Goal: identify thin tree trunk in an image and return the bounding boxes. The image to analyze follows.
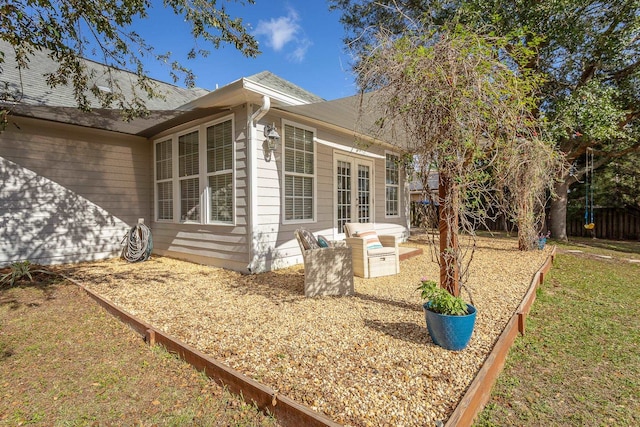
[438,174,460,296]
[550,179,569,241]
[517,198,531,250]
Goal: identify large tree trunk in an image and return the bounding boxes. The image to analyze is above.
[550,178,569,241]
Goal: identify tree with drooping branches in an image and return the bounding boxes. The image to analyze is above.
[355,23,559,295]
[331,0,640,241]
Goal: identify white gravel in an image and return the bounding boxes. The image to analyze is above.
[61,234,550,426]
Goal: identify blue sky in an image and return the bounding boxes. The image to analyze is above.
[133,1,357,101]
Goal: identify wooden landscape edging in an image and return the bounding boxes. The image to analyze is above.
[445,245,557,427]
[61,245,557,427]
[61,274,340,427]
[149,328,341,427]
[68,276,152,337]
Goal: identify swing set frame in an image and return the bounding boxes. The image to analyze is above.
[584,147,595,230]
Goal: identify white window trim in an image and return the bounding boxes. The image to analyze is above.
[152,114,236,226]
[333,150,375,237]
[176,126,201,224]
[385,150,401,218]
[204,115,236,226]
[154,137,174,223]
[281,119,317,225]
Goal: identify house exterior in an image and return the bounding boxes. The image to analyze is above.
[0,43,410,272]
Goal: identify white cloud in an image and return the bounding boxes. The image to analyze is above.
[288,39,312,63]
[254,8,311,61]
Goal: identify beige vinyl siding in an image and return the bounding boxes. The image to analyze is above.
[0,116,150,266]
[150,107,251,272]
[253,116,409,272]
[375,150,409,238]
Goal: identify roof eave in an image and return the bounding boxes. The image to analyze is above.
[177,76,315,112]
[273,106,398,151]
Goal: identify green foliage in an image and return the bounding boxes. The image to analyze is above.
[594,153,640,209]
[417,279,469,316]
[0,0,260,123]
[569,151,640,211]
[546,79,630,144]
[0,261,34,286]
[0,261,55,287]
[331,0,640,237]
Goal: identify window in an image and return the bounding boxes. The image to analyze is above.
[207,120,233,223]
[155,139,173,220]
[153,116,235,225]
[284,123,315,221]
[179,131,200,222]
[385,153,400,217]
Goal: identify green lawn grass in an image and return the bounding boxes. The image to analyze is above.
[475,243,640,426]
[0,278,278,426]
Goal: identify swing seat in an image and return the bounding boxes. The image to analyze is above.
[584,223,595,230]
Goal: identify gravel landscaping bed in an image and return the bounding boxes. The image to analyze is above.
[60,234,550,427]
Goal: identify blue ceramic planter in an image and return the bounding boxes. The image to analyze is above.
[538,237,547,250]
[423,302,477,351]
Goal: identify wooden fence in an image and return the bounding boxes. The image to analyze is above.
[567,207,640,240]
[410,202,640,241]
[409,201,441,229]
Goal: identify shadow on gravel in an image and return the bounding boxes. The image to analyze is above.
[363,319,431,345]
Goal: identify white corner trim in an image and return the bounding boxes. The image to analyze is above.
[247,102,261,272]
[314,137,385,159]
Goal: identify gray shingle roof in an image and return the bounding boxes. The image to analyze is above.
[0,40,209,110]
[0,42,336,136]
[276,91,416,149]
[245,71,325,104]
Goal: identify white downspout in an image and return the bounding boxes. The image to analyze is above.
[250,95,271,124]
[247,95,270,273]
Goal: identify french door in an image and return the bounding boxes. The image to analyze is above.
[335,154,373,235]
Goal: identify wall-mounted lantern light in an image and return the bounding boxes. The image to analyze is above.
[264,123,280,161]
[264,123,280,153]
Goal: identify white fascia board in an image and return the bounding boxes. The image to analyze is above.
[175,77,311,111]
[176,78,248,110]
[315,137,385,159]
[242,79,313,106]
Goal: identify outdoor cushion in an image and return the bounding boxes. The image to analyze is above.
[367,247,397,257]
[354,229,383,250]
[344,222,373,237]
[317,235,333,248]
[298,228,320,250]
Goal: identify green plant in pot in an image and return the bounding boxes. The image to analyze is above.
[418,278,476,351]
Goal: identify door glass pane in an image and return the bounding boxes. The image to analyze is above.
[358,164,370,223]
[337,160,351,232]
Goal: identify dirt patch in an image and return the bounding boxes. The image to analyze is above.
[0,277,278,426]
[57,235,550,426]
